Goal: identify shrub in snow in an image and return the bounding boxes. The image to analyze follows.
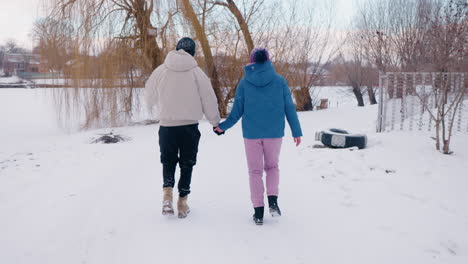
[91,132,129,144]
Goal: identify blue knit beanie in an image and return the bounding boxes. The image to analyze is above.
[176,37,196,56]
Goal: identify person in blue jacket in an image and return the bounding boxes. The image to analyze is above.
[214,48,303,225]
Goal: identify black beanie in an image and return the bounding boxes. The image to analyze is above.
[176,37,196,56]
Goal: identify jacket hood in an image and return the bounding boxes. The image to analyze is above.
[244,61,276,87]
[164,50,198,72]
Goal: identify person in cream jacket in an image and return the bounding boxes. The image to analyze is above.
[145,37,220,218]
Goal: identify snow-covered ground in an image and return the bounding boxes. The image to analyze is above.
[1,89,467,264]
[0,76,23,84]
[0,76,34,88]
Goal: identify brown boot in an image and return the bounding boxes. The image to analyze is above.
[162,187,174,216]
[177,196,190,219]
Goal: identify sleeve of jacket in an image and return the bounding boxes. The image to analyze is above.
[218,81,244,131]
[194,68,221,126]
[144,68,159,111]
[282,79,303,137]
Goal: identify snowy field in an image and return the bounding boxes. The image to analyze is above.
[1,88,468,264]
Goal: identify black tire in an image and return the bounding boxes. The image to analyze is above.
[317,128,367,149]
[328,128,349,134]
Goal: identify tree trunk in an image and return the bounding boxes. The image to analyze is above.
[443,83,467,154]
[301,90,313,111]
[443,139,450,154]
[225,0,254,52]
[367,85,377,104]
[133,0,162,71]
[293,87,313,111]
[441,87,450,154]
[435,120,440,151]
[351,81,365,107]
[180,0,226,117]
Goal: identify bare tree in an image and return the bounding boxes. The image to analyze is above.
[207,1,277,116]
[212,0,257,52]
[414,73,467,154]
[331,52,367,107]
[3,40,29,54]
[179,0,227,117]
[356,0,401,76]
[414,0,467,154]
[386,0,431,71]
[335,23,370,106]
[0,40,29,69]
[423,0,467,72]
[263,0,341,111]
[356,0,466,76]
[32,18,74,73]
[356,0,426,102]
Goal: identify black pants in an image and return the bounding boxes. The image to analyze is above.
[159,124,201,197]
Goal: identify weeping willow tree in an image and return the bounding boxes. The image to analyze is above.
[38,0,178,128]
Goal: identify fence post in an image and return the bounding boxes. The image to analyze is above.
[377,73,385,132]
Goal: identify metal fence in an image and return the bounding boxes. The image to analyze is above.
[376,72,467,133]
[16,72,63,80]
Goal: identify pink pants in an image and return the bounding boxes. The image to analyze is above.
[244,138,283,208]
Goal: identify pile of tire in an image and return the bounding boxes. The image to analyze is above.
[315,128,367,149]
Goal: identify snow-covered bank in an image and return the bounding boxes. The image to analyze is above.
[0,76,24,84]
[0,76,34,88]
[0,89,467,264]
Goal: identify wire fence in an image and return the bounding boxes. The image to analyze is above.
[376,72,467,133]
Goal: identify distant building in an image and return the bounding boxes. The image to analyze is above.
[2,53,45,77]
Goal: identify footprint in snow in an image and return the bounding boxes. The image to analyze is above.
[440,240,458,255]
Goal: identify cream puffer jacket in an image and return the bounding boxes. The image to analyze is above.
[145,50,220,127]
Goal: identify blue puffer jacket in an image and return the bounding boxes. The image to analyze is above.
[218,61,303,139]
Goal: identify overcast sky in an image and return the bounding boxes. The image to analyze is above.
[0,0,43,48]
[0,0,356,49]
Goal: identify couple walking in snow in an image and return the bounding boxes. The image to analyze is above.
[145,37,302,225]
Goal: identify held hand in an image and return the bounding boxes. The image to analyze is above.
[213,126,225,136]
[294,137,302,147]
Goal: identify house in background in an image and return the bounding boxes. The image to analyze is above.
[2,53,45,78]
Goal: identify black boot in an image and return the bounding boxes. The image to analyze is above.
[268,196,282,217]
[253,207,264,225]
